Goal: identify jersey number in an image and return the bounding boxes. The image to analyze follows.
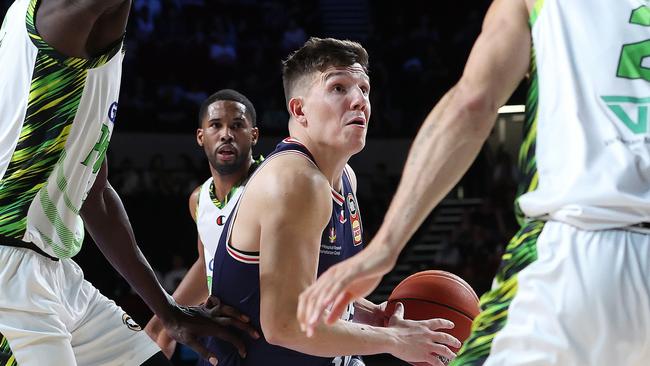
[617,6,650,81]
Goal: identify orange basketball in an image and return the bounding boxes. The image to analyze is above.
[385,270,480,364]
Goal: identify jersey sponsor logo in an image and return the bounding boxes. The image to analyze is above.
[351,220,362,246]
[108,102,118,123]
[328,226,336,243]
[122,313,142,331]
[602,96,650,134]
[346,193,362,245]
[216,215,226,226]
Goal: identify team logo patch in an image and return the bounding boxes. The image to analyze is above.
[108,102,118,123]
[216,215,226,226]
[122,313,142,331]
[338,210,347,224]
[351,219,362,246]
[346,193,358,219]
[328,227,336,243]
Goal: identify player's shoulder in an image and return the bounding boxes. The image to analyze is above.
[249,154,330,202]
[188,183,203,221]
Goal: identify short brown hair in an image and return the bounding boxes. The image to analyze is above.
[281,37,369,105]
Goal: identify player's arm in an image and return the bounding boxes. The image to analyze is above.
[256,157,459,364]
[299,0,532,329]
[81,161,256,364]
[36,0,131,58]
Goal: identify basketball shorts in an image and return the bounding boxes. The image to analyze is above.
[451,220,650,366]
[0,245,160,366]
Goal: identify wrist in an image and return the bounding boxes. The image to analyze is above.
[155,294,178,323]
[383,326,401,356]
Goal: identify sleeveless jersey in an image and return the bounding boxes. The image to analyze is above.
[202,138,364,366]
[0,0,124,258]
[196,177,244,292]
[516,0,650,230]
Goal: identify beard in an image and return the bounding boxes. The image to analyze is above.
[210,151,248,176]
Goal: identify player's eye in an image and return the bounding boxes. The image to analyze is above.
[333,84,345,93]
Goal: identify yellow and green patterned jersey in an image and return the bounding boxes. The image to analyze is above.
[0,0,124,259]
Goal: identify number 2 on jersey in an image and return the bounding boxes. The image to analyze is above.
[617,6,650,81]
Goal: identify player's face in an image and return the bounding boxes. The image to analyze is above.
[197,100,258,175]
[303,63,371,154]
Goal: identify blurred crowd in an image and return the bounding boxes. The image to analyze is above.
[1,0,503,137]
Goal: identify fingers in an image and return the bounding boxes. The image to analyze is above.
[430,343,457,363]
[211,317,260,339]
[392,302,405,319]
[184,338,219,366]
[205,296,250,323]
[426,318,455,331]
[325,291,354,326]
[306,276,344,330]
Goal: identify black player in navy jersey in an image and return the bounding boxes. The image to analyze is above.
[201,37,460,366]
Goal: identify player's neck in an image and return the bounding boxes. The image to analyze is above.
[296,137,349,190]
[209,160,252,201]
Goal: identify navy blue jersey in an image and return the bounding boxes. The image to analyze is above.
[200,138,365,366]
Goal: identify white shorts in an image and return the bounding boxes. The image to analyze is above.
[0,246,160,366]
[485,221,650,366]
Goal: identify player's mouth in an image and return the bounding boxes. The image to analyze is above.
[345,116,367,128]
[217,144,238,161]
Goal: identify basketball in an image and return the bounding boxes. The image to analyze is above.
[385,270,480,363]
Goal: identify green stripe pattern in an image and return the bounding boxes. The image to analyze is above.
[450,221,543,365]
[514,44,540,226]
[0,334,17,366]
[451,14,544,364]
[0,0,120,244]
[529,0,545,26]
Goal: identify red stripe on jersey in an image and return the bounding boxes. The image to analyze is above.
[226,245,260,264]
[331,188,344,206]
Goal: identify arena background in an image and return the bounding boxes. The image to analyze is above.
[1,1,528,364]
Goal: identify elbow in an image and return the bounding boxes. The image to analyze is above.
[261,313,303,348]
[448,81,500,140]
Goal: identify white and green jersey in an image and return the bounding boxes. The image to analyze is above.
[516,0,650,230]
[0,0,124,258]
[196,178,244,292]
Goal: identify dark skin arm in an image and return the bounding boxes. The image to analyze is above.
[41,2,259,363]
[36,0,131,58]
[81,161,258,364]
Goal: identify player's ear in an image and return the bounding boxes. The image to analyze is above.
[289,97,307,127]
[251,127,259,146]
[196,128,204,146]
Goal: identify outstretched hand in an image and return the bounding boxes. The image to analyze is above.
[297,244,394,336]
[161,296,260,365]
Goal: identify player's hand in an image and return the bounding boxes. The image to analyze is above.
[160,295,260,365]
[297,244,394,336]
[386,303,460,366]
[145,315,176,359]
[351,299,387,327]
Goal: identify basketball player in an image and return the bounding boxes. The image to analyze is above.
[0,1,255,365]
[202,37,461,366]
[145,89,263,358]
[299,0,650,365]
